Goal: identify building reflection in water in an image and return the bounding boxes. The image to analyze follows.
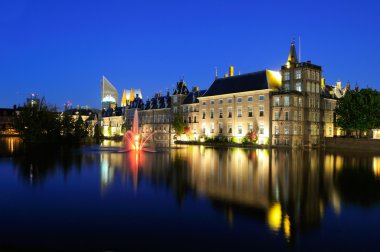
[97,144,380,243]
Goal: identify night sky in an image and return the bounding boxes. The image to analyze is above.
[1,0,379,109]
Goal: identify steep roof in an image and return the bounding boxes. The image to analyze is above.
[173,80,189,95]
[202,70,281,97]
[183,90,207,104]
[287,41,298,64]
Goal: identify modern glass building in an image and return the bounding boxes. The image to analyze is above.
[101,76,119,110]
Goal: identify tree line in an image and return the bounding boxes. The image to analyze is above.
[14,98,96,143]
[335,88,380,136]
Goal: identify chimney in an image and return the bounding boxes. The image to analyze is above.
[229,66,234,77]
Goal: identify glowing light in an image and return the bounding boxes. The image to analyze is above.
[283,214,291,241]
[373,157,380,177]
[267,202,282,232]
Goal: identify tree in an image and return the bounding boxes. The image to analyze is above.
[74,116,88,139]
[335,88,380,136]
[172,113,185,135]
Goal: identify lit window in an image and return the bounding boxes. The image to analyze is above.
[274,97,280,106]
[285,111,289,121]
[284,126,289,135]
[296,82,302,92]
[248,106,253,117]
[228,123,232,134]
[284,72,290,81]
[274,111,279,120]
[259,123,264,134]
[237,107,242,117]
[259,105,264,117]
[237,123,243,135]
[274,125,279,135]
[248,122,253,132]
[284,84,290,91]
[295,70,301,79]
[284,96,289,107]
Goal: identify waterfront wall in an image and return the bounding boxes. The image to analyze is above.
[324,138,380,152]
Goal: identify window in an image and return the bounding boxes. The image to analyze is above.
[295,69,301,79]
[194,116,197,123]
[316,72,320,81]
[210,109,214,119]
[274,125,279,135]
[284,96,289,107]
[202,110,206,119]
[228,107,232,118]
[284,126,289,135]
[219,108,223,118]
[228,123,232,134]
[259,123,264,134]
[307,82,311,92]
[259,105,264,117]
[285,111,289,121]
[210,123,214,133]
[248,106,253,117]
[188,116,191,123]
[195,106,199,112]
[202,124,206,133]
[284,84,290,91]
[210,100,215,105]
[202,101,206,106]
[296,82,302,92]
[274,97,280,106]
[237,107,242,117]
[259,95,264,101]
[218,99,223,104]
[173,107,178,113]
[237,123,243,135]
[227,98,232,103]
[219,123,223,134]
[293,127,297,135]
[294,111,298,121]
[248,122,253,132]
[284,72,290,81]
[299,98,302,107]
[237,97,243,103]
[183,106,187,113]
[248,96,253,102]
[311,71,315,80]
[173,96,178,103]
[274,111,279,120]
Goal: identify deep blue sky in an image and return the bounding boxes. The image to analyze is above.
[1,0,379,109]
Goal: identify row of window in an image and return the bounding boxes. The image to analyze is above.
[273,96,303,107]
[202,106,264,119]
[273,110,302,121]
[274,125,302,135]
[283,69,320,81]
[202,122,265,135]
[201,95,264,106]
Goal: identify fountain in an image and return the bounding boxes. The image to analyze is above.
[124,109,155,152]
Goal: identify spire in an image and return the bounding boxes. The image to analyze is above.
[287,40,298,65]
[121,89,127,107]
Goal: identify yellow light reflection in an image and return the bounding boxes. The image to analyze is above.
[267,202,282,232]
[283,214,291,241]
[373,157,380,177]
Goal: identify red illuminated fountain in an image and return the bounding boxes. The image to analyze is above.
[124,109,155,152]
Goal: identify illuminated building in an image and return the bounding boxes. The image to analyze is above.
[197,69,281,144]
[101,76,119,110]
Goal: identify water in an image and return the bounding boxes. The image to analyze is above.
[0,137,380,251]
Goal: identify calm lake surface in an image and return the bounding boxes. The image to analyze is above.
[1,137,380,251]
